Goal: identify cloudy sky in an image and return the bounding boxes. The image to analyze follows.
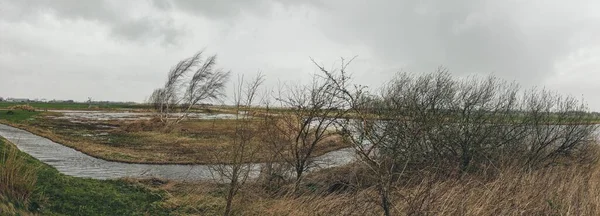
[1,0,599,110]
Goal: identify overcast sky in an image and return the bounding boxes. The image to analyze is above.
[1,0,599,110]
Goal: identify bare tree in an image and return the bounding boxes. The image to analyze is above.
[87,97,93,109]
[257,100,294,193]
[314,59,403,216]
[266,68,349,193]
[149,51,231,127]
[211,73,265,216]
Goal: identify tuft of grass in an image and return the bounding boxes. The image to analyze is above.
[0,138,38,211]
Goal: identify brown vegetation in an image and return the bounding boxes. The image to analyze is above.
[8,105,35,112]
[1,115,349,164]
[126,144,600,215]
[256,162,600,215]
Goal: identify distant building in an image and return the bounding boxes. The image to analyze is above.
[6,98,29,103]
[49,99,74,103]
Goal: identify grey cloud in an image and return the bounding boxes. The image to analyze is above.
[160,0,321,20]
[311,0,600,86]
[1,0,183,45]
[149,0,173,11]
[0,0,112,22]
[167,0,268,19]
[110,17,181,45]
[142,0,599,87]
[1,0,599,109]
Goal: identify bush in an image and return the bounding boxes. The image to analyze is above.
[121,117,167,132]
[341,71,598,174]
[320,66,599,215]
[8,105,35,112]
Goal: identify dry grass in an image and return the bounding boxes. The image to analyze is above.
[7,105,36,112]
[2,115,349,164]
[228,161,600,216]
[415,164,600,215]
[121,147,600,216]
[0,139,38,212]
[122,178,227,215]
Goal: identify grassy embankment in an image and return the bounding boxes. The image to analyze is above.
[0,109,348,164]
[0,138,169,215]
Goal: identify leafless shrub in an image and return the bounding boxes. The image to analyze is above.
[257,110,294,194]
[264,70,349,193]
[521,89,598,168]
[120,117,166,132]
[210,73,265,216]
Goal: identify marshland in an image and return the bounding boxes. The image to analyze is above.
[3,1,600,215]
[2,58,600,215]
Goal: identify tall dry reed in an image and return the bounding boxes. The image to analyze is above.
[0,142,38,207]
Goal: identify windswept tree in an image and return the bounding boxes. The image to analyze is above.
[149,51,231,126]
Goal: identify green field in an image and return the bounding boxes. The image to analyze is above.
[0,102,150,110]
[0,110,40,123]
